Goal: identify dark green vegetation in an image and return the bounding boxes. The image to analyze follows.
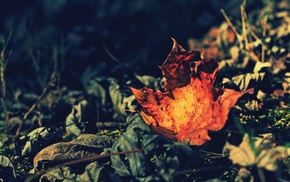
[0,0,290,181]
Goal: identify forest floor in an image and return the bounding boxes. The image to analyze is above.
[0,0,290,181]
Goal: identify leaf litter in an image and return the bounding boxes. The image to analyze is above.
[1,1,290,182]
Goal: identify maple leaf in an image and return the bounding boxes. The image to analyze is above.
[130,38,246,146]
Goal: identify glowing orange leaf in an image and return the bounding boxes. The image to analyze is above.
[130,38,246,146]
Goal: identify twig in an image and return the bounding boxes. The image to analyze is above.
[241,5,248,49]
[27,48,45,89]
[199,150,223,158]
[241,3,261,62]
[99,37,132,70]
[0,49,8,124]
[221,8,260,62]
[261,13,269,63]
[23,72,59,120]
[220,9,242,43]
[96,121,127,129]
[0,30,13,125]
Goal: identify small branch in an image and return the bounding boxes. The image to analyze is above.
[96,121,128,129]
[221,8,260,62]
[23,72,59,120]
[199,150,223,158]
[261,13,269,63]
[0,50,8,124]
[0,30,13,125]
[99,37,132,70]
[241,4,261,62]
[241,5,248,49]
[2,29,13,53]
[220,9,242,43]
[27,49,45,89]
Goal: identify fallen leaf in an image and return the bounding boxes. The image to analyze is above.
[33,134,112,171]
[16,127,61,158]
[110,113,157,177]
[65,100,89,136]
[223,73,266,92]
[65,100,98,137]
[110,113,194,181]
[39,161,108,182]
[130,38,246,145]
[134,74,164,90]
[223,133,290,172]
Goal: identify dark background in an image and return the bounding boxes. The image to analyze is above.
[0,0,264,94]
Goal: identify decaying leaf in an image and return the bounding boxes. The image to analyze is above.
[234,167,254,182]
[15,127,60,158]
[65,100,98,136]
[65,100,88,136]
[39,161,107,182]
[222,73,266,92]
[223,133,290,172]
[108,78,137,120]
[33,134,112,171]
[110,113,157,177]
[84,76,137,121]
[110,113,195,181]
[134,74,164,91]
[130,38,247,145]
[154,142,194,181]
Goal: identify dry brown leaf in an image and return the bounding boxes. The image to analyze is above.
[33,134,111,171]
[223,133,290,172]
[130,38,246,145]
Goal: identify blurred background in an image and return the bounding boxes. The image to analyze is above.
[0,0,264,93]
